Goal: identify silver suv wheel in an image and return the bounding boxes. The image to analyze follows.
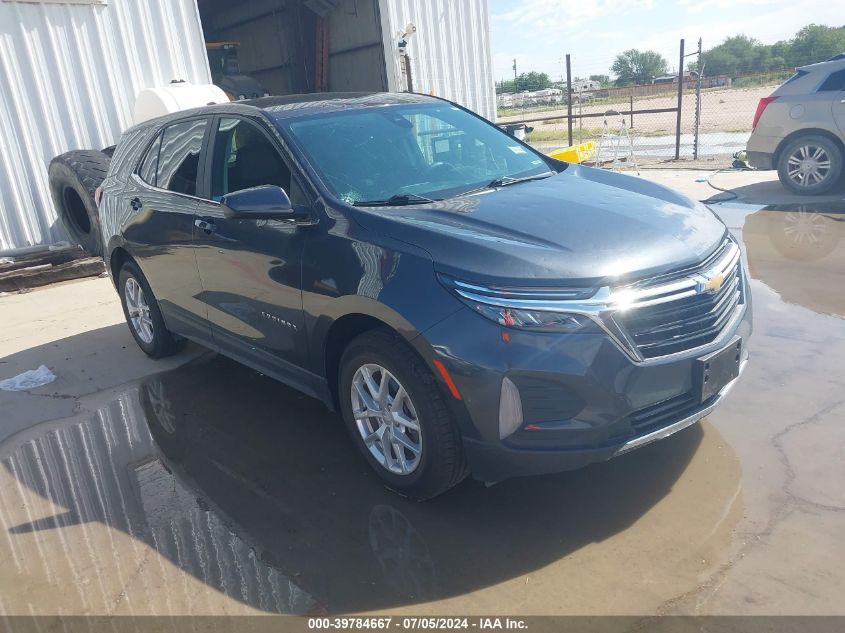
[351,363,422,475]
[124,277,154,344]
[777,135,843,196]
[785,143,831,189]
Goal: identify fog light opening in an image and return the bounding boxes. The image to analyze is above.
[499,377,523,440]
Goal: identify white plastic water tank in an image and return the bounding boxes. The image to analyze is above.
[133,81,229,125]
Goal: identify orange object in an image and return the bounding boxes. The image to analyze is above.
[432,358,462,400]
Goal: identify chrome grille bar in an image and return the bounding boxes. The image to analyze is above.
[442,237,746,362]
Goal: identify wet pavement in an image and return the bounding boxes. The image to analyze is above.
[0,203,843,615]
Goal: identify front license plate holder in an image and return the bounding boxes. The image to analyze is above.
[694,337,742,403]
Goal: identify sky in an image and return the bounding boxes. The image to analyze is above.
[489,0,845,81]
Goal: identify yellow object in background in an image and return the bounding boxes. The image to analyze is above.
[549,141,596,164]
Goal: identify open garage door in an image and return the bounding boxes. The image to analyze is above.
[197,0,390,97]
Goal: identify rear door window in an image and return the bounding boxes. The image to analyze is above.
[156,119,208,196]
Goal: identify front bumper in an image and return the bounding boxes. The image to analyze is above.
[419,299,752,483]
[460,357,747,482]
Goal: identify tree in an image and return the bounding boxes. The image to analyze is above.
[692,25,845,78]
[496,71,552,94]
[611,50,669,86]
[788,24,845,67]
[699,35,769,74]
[589,74,610,86]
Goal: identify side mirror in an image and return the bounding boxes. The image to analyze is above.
[221,185,309,221]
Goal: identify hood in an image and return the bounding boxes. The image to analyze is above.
[350,164,727,286]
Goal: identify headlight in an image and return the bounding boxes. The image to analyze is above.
[438,274,596,333]
[466,300,593,332]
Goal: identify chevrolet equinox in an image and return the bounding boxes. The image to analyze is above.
[99,92,751,499]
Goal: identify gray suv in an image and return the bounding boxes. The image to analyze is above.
[747,55,845,195]
[98,93,752,499]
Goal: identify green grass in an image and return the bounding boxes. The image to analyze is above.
[732,71,792,88]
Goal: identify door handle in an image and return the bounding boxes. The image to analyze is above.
[194,218,217,234]
[130,197,142,211]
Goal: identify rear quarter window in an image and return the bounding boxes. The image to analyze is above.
[156,119,207,196]
[137,132,162,186]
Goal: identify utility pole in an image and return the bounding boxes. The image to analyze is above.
[512,58,517,86]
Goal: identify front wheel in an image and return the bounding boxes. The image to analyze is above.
[776,135,843,195]
[338,329,467,499]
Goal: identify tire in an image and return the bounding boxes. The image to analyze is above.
[338,328,468,500]
[48,150,111,256]
[776,135,843,196]
[117,260,183,359]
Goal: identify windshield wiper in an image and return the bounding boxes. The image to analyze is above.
[456,172,554,197]
[353,193,440,207]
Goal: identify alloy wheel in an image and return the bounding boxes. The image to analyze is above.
[351,363,422,475]
[786,144,831,188]
[124,277,154,344]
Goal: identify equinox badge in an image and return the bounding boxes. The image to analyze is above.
[261,311,298,330]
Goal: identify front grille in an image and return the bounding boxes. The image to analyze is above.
[613,241,743,359]
[628,392,707,435]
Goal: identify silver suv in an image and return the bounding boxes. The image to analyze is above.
[747,55,845,195]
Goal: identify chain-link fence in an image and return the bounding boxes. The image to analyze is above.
[496,42,792,168]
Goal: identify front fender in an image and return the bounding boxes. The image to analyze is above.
[300,221,463,378]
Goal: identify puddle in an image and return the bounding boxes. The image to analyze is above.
[741,203,845,318]
[708,201,845,318]
[0,355,743,615]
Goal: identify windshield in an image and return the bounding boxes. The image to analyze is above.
[276,103,553,204]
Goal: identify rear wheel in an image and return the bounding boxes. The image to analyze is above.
[338,328,467,499]
[776,135,842,195]
[118,261,183,359]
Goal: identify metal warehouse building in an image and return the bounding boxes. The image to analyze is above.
[0,0,494,252]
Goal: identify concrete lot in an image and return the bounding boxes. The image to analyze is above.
[0,169,843,615]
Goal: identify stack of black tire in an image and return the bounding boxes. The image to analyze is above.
[48,147,114,257]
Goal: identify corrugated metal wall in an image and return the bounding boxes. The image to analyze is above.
[379,0,495,122]
[0,0,211,251]
[326,0,389,93]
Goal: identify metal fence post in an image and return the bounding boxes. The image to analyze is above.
[630,95,634,128]
[674,38,684,160]
[566,54,573,147]
[693,38,703,160]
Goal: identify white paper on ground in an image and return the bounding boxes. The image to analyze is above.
[0,365,57,391]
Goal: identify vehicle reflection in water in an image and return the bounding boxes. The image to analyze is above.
[742,203,845,318]
[0,354,730,615]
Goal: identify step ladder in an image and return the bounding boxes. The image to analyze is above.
[594,109,639,175]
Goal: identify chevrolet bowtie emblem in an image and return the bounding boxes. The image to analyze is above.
[696,272,724,294]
